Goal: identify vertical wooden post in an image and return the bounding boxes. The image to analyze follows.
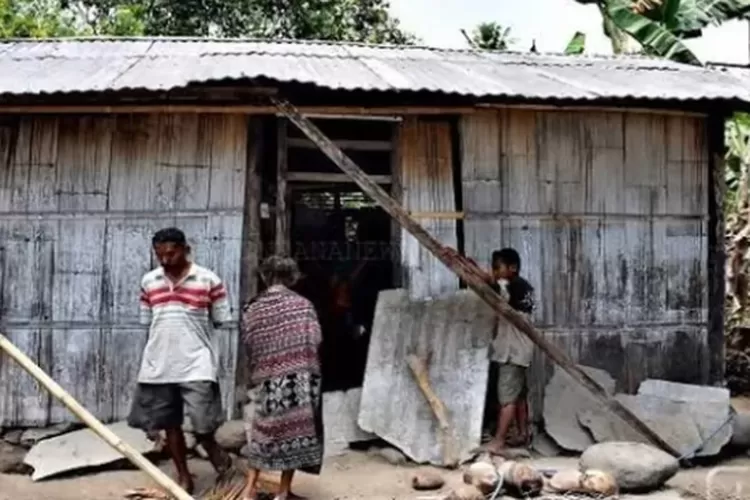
[390,122,404,288]
[707,113,727,386]
[275,119,289,256]
[272,96,680,457]
[235,118,263,412]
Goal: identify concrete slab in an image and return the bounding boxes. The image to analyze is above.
[638,380,732,457]
[24,421,156,481]
[578,394,703,457]
[542,364,616,452]
[358,289,495,466]
[323,388,375,457]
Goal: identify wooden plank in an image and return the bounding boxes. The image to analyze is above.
[235,118,263,409]
[208,115,247,210]
[48,328,106,423]
[399,117,459,300]
[287,137,392,152]
[107,115,162,212]
[287,172,392,184]
[0,328,51,426]
[0,104,707,118]
[275,119,289,255]
[55,116,114,212]
[52,219,106,323]
[391,123,404,288]
[274,97,680,457]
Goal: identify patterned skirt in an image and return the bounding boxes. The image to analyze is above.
[245,370,324,474]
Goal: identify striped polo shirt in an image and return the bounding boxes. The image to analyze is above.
[137,263,232,384]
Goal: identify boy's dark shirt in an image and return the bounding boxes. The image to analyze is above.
[490,276,535,315]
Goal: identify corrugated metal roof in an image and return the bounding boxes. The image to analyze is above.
[0,37,749,103]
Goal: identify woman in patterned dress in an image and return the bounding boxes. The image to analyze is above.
[241,256,324,500]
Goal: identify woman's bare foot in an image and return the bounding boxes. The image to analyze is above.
[242,484,258,500]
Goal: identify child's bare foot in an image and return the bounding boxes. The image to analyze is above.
[482,438,506,455]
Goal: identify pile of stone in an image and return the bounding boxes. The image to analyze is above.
[542,365,734,459]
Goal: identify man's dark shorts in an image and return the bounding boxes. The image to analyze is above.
[127,381,225,436]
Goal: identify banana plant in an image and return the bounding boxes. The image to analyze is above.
[574,0,750,64]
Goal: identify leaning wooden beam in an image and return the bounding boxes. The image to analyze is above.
[407,354,458,468]
[272,97,681,458]
[0,333,195,500]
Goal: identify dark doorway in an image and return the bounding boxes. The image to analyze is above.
[289,185,395,392]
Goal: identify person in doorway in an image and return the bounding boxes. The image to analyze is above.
[127,227,233,493]
[241,256,324,500]
[484,248,535,453]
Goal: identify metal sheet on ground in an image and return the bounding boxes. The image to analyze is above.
[357,289,494,465]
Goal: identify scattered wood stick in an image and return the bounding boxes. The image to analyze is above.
[406,354,458,468]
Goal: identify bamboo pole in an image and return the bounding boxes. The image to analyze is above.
[0,332,195,500]
[272,96,681,458]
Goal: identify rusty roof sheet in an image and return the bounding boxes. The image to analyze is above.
[0,37,749,103]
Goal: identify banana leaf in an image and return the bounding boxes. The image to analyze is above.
[564,31,587,54]
[604,0,702,64]
[672,0,750,38]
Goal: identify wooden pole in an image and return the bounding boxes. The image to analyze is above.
[272,97,681,458]
[0,333,195,500]
[407,355,458,468]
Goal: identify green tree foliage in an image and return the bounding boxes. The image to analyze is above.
[0,0,415,41]
[470,22,516,50]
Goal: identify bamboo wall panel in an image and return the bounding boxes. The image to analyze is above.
[399,118,458,299]
[460,110,709,417]
[0,114,250,426]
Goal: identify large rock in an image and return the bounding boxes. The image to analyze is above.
[579,441,679,492]
[0,441,28,473]
[543,364,616,451]
[214,420,246,451]
[638,380,732,456]
[24,421,157,481]
[731,411,750,448]
[578,394,703,457]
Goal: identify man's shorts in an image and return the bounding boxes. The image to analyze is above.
[497,363,528,406]
[127,381,224,436]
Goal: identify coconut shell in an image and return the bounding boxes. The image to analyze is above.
[444,485,485,500]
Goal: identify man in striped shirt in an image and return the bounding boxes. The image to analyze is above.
[127,227,233,493]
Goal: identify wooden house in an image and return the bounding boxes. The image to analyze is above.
[0,38,746,433]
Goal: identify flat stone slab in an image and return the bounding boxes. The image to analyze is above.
[323,388,375,457]
[578,394,703,457]
[637,380,731,457]
[543,364,616,452]
[24,421,156,481]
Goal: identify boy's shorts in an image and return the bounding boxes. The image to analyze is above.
[497,363,528,406]
[127,381,224,436]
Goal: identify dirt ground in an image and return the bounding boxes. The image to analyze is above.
[3,452,750,500]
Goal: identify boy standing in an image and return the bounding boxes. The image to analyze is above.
[484,248,535,453]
